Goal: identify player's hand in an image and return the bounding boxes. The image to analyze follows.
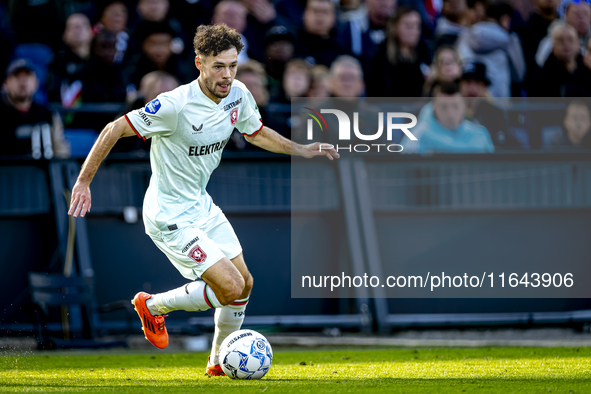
[68,181,92,218]
[301,142,340,160]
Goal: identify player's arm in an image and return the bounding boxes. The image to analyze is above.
[244,126,339,160]
[68,117,136,218]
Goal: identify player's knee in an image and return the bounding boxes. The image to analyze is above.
[243,273,253,295]
[219,276,244,305]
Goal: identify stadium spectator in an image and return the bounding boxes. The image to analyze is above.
[308,65,331,97]
[212,1,250,64]
[456,1,526,98]
[401,81,494,153]
[273,58,312,103]
[264,25,296,99]
[399,0,439,38]
[329,55,365,98]
[520,0,559,83]
[532,22,591,96]
[320,56,386,146]
[340,0,365,20]
[535,0,591,67]
[241,0,286,63]
[433,0,468,48]
[275,0,307,29]
[424,45,462,95]
[98,1,128,34]
[367,7,430,97]
[466,0,487,25]
[124,22,195,89]
[295,0,346,67]
[114,71,179,153]
[82,30,127,103]
[120,70,179,115]
[237,61,270,113]
[130,0,188,58]
[168,0,214,40]
[339,0,397,67]
[460,62,521,148]
[136,0,170,23]
[0,59,69,159]
[229,61,277,149]
[47,13,94,107]
[95,1,129,64]
[584,35,591,68]
[543,99,591,147]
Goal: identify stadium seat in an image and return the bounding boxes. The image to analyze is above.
[64,129,99,158]
[27,272,132,350]
[14,43,54,105]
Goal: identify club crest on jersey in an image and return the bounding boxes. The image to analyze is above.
[188,244,207,264]
[145,99,161,114]
[230,108,238,126]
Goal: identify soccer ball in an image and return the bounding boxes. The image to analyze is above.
[219,329,273,379]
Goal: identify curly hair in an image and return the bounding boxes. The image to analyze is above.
[193,23,244,57]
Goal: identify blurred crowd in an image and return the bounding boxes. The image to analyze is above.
[2,0,591,158]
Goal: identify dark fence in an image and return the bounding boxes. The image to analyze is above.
[1,152,591,336]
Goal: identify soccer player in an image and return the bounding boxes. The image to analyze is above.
[67,23,338,375]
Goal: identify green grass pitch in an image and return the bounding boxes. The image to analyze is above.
[1,347,590,393]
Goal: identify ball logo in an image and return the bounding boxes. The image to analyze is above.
[188,244,207,264]
[256,340,265,351]
[230,108,238,126]
[145,99,161,114]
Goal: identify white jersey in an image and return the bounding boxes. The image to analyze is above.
[124,79,263,235]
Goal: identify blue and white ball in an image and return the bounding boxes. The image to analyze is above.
[219,329,273,379]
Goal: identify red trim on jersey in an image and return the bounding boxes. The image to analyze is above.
[124,114,146,141]
[230,300,249,306]
[242,122,264,137]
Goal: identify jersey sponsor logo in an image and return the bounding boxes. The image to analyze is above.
[145,99,161,114]
[188,136,231,156]
[223,97,242,112]
[192,124,203,133]
[138,110,152,126]
[188,244,207,264]
[230,107,238,126]
[182,236,201,253]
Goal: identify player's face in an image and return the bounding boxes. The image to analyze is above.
[196,48,238,101]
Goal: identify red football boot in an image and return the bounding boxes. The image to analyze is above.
[131,292,169,349]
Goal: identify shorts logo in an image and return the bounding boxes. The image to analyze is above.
[188,244,207,264]
[230,108,238,126]
[145,99,161,114]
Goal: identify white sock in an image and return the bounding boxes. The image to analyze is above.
[148,281,222,315]
[210,297,249,364]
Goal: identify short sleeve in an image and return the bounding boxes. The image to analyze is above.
[124,95,178,140]
[235,89,263,137]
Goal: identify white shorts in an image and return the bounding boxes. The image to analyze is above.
[148,207,243,280]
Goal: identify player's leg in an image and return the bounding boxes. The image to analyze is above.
[132,225,244,349]
[209,253,253,366]
[147,257,244,315]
